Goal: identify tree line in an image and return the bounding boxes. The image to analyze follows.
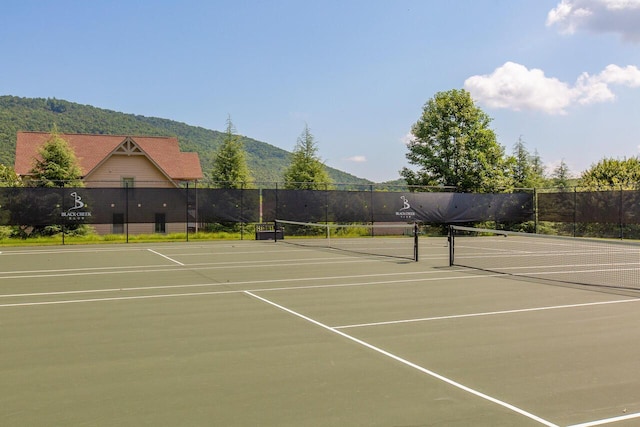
[210,88,640,192]
[403,89,640,192]
[2,89,638,193]
[0,119,333,191]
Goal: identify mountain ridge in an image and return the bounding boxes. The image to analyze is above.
[0,95,377,185]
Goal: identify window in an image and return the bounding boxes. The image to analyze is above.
[155,213,166,233]
[113,213,124,234]
[122,177,134,188]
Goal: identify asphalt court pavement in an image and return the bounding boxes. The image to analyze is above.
[2,239,640,426]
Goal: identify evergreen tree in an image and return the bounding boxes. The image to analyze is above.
[23,125,88,237]
[210,116,252,188]
[30,125,83,187]
[283,124,332,190]
[551,160,571,188]
[512,136,545,189]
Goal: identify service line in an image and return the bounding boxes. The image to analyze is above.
[245,290,558,427]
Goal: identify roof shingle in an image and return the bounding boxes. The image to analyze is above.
[14,132,203,181]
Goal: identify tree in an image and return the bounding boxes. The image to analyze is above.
[23,125,88,237]
[210,116,252,188]
[283,124,333,190]
[30,125,83,187]
[0,165,21,237]
[401,89,512,192]
[512,136,546,189]
[551,159,571,188]
[0,164,22,187]
[580,157,640,190]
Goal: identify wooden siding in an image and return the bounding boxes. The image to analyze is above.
[85,155,175,188]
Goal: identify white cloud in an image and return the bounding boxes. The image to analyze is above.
[464,62,640,114]
[547,0,640,42]
[598,64,640,86]
[464,62,575,114]
[345,155,367,163]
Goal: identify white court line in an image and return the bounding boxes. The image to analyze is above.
[334,297,640,329]
[0,257,378,280]
[0,289,241,307]
[244,291,558,427]
[0,242,279,256]
[0,272,489,305]
[0,270,452,298]
[568,411,640,426]
[147,249,184,265]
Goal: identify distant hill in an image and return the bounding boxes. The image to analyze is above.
[0,95,372,185]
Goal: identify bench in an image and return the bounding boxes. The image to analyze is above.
[255,223,284,240]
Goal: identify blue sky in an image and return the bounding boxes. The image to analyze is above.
[2,0,639,182]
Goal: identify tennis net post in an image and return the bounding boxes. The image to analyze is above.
[448,225,640,290]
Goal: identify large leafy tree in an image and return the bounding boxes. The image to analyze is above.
[401,89,512,192]
[580,157,640,190]
[210,116,253,188]
[284,124,333,190]
[30,125,83,187]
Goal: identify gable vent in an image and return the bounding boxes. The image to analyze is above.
[114,137,144,155]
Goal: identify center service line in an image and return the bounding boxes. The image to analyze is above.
[244,290,558,427]
[147,249,184,266]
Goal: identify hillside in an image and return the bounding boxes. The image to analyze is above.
[0,95,372,185]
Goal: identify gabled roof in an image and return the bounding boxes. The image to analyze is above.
[14,132,203,181]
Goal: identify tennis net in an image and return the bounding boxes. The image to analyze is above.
[275,220,419,261]
[449,225,640,290]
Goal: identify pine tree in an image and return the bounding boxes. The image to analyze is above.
[283,124,332,190]
[210,116,252,188]
[30,125,83,188]
[551,160,571,188]
[512,136,545,189]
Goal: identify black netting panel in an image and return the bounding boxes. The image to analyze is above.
[538,192,575,222]
[0,187,539,227]
[267,189,328,222]
[623,191,640,224]
[372,192,533,223]
[197,188,260,223]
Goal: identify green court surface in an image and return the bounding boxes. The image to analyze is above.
[2,238,640,426]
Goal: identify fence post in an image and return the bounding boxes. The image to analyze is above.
[241,182,245,240]
[275,182,279,221]
[619,186,623,239]
[370,184,374,226]
[573,187,578,237]
[533,188,538,234]
[61,187,65,245]
[186,182,189,242]
[125,182,129,243]
[325,182,329,224]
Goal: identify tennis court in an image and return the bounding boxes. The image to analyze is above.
[2,233,640,426]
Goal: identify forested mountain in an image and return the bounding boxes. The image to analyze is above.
[0,95,371,185]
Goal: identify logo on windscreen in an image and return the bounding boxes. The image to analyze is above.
[395,195,415,218]
[60,191,92,220]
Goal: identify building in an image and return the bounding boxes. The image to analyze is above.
[14,132,203,234]
[14,131,202,187]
